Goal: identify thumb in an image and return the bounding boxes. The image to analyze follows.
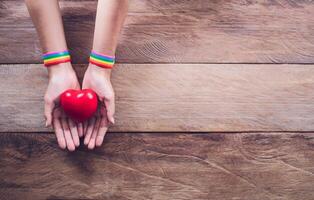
[44,98,55,127]
[104,96,115,124]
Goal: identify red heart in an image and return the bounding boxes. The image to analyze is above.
[60,89,98,123]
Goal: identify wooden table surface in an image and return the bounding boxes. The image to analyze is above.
[1,0,314,199]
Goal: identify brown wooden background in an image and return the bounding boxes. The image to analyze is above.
[1,0,314,199]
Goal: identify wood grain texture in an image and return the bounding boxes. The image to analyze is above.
[1,0,314,63]
[1,64,314,132]
[0,132,314,200]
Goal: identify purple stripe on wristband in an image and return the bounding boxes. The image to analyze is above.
[91,50,115,60]
[43,50,69,57]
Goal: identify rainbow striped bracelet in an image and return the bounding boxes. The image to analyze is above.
[89,51,115,69]
[42,50,71,67]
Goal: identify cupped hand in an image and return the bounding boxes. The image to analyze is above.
[82,64,115,149]
[44,63,83,151]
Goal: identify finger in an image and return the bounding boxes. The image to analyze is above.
[44,97,55,127]
[83,121,88,136]
[52,109,66,149]
[96,116,109,147]
[84,117,96,145]
[77,123,83,138]
[88,118,101,150]
[61,117,76,151]
[68,119,80,147]
[96,107,109,147]
[104,96,115,124]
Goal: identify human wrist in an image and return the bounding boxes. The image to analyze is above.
[87,63,112,78]
[47,62,76,78]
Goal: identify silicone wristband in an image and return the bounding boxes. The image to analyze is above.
[43,50,71,67]
[89,51,115,69]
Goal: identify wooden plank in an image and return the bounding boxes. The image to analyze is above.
[1,0,314,63]
[1,64,314,132]
[0,132,314,199]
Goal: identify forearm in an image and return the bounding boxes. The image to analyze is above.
[25,0,67,53]
[25,0,73,76]
[92,0,128,56]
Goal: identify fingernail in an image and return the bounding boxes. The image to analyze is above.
[111,117,115,124]
[45,121,48,127]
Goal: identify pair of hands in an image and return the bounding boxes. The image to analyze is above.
[44,63,115,151]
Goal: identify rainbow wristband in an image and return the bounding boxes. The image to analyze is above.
[42,50,71,67]
[89,51,115,69]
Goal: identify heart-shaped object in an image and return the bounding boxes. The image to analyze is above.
[60,89,98,123]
